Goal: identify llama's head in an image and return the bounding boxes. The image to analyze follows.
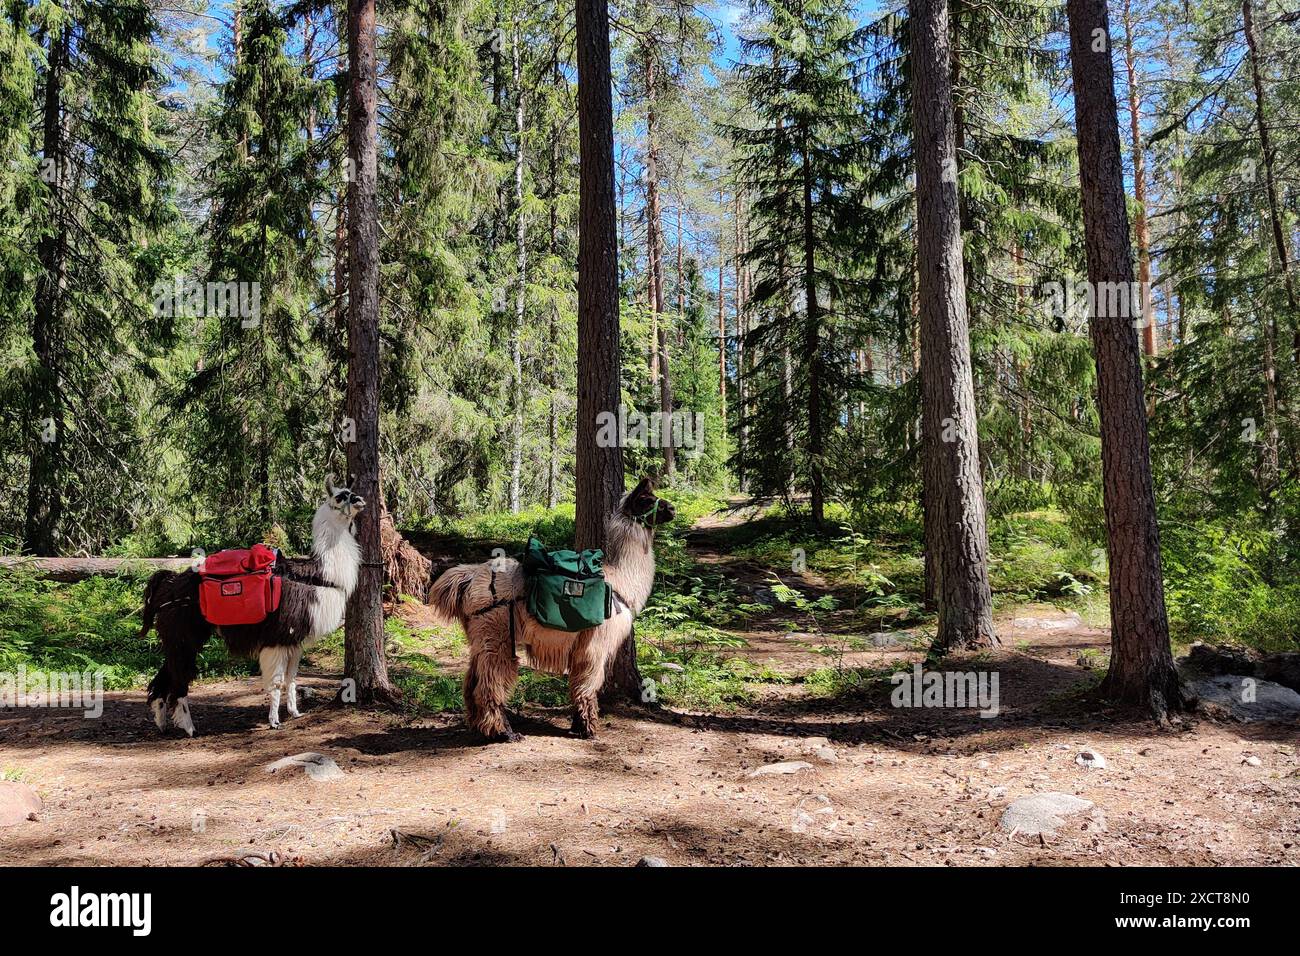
[619,476,675,528]
[323,474,366,524]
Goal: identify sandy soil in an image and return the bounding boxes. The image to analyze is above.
[3,513,1298,867]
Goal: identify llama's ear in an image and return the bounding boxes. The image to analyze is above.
[632,476,655,498]
[325,473,338,497]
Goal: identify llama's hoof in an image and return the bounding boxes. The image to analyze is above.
[150,699,168,731]
[267,716,281,730]
[172,698,195,737]
[571,719,596,740]
[485,728,522,744]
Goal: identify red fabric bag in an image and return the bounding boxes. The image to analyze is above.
[198,544,282,626]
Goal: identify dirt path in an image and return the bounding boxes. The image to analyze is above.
[3,505,1298,866]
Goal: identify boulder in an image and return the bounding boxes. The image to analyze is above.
[0,781,42,826]
[1000,792,1094,836]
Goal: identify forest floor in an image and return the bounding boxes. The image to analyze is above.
[2,501,1299,866]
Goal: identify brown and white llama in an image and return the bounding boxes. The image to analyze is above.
[140,477,364,735]
[428,477,674,742]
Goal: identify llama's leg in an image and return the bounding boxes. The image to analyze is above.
[463,622,520,742]
[147,668,171,731]
[171,696,195,737]
[157,612,205,737]
[259,647,290,729]
[568,636,604,740]
[284,646,304,718]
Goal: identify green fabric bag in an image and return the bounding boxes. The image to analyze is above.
[521,536,612,632]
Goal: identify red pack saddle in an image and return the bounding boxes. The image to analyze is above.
[198,543,282,626]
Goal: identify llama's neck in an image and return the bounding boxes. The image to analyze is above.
[311,505,361,598]
[602,513,656,613]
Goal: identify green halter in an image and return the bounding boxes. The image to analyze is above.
[632,497,662,526]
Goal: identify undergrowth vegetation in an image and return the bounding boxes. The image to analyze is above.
[1,485,1295,717]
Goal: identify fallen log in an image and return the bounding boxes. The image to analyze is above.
[0,556,191,583]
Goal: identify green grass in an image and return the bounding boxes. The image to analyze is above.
[5,496,1295,719]
[0,568,252,689]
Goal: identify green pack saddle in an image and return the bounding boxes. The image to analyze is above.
[521,536,612,632]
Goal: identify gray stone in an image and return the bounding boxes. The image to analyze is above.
[748,760,814,778]
[0,781,42,826]
[1191,675,1300,722]
[869,632,900,647]
[999,792,1094,836]
[636,856,670,867]
[265,752,345,782]
[1243,755,1263,767]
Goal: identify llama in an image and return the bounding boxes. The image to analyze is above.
[428,477,675,742]
[140,477,364,735]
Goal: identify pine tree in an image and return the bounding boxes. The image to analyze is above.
[728,0,870,524]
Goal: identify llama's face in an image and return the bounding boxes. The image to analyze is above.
[622,477,675,527]
[325,481,366,521]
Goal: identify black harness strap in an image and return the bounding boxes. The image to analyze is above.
[469,568,520,656]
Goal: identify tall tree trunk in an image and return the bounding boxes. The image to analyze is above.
[1121,0,1156,357]
[1242,0,1300,358]
[334,6,348,345]
[717,188,728,460]
[546,51,562,511]
[1066,0,1184,718]
[799,122,825,524]
[644,50,674,476]
[25,24,69,556]
[576,0,637,701]
[509,21,526,513]
[342,0,395,705]
[911,0,996,650]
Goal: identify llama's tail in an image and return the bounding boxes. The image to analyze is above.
[427,563,480,625]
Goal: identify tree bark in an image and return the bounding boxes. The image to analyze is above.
[342,0,396,706]
[799,123,824,524]
[576,0,637,701]
[1121,0,1156,357]
[1242,0,1300,363]
[644,47,675,476]
[1066,0,1184,718]
[25,24,69,557]
[717,188,728,449]
[911,0,997,650]
[509,20,526,513]
[546,50,562,510]
[0,556,190,582]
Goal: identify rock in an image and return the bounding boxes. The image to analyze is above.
[0,781,42,827]
[1075,750,1107,770]
[986,786,1008,801]
[659,662,685,673]
[748,761,814,778]
[1243,756,1263,767]
[1182,642,1255,677]
[636,856,670,867]
[812,746,838,763]
[976,759,991,770]
[265,752,345,782]
[1257,653,1300,694]
[1010,613,1081,631]
[869,632,900,647]
[1191,675,1300,722]
[1181,644,1300,695]
[999,793,1094,836]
